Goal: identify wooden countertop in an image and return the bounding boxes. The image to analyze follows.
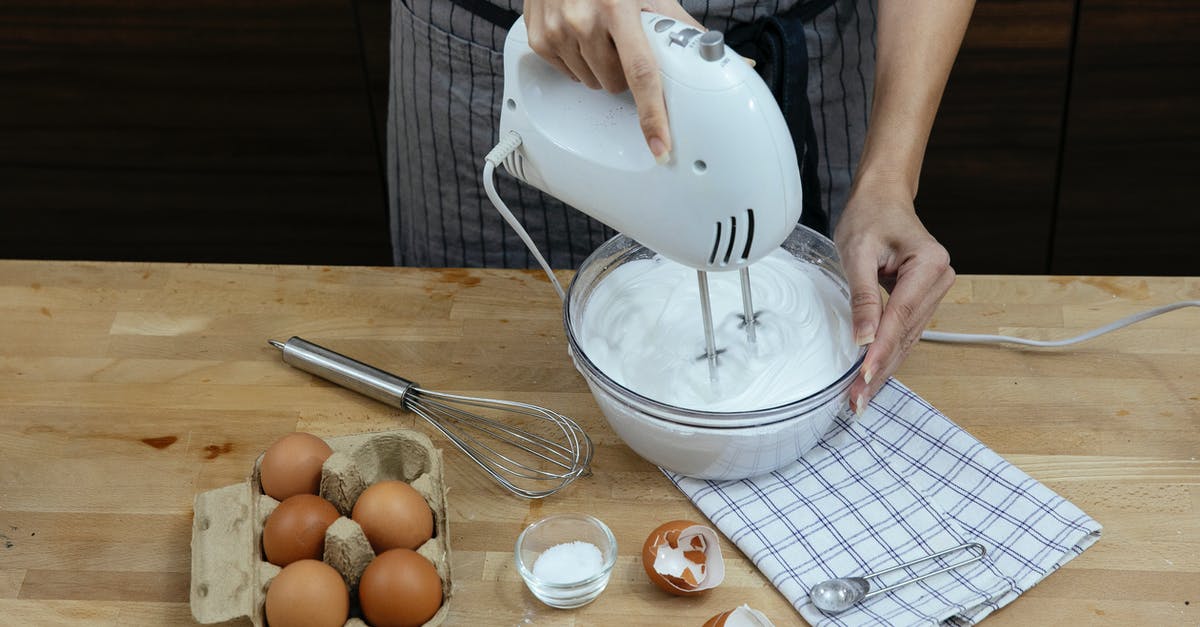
[0,260,1196,625]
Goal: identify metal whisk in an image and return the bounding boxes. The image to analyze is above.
[268,336,592,499]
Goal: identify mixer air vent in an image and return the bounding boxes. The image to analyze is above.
[503,151,528,182]
[707,209,756,267]
[708,222,722,266]
[742,209,755,260]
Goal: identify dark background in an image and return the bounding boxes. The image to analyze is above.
[2,0,1196,274]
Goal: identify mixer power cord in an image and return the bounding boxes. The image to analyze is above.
[920,300,1200,347]
[483,131,566,299]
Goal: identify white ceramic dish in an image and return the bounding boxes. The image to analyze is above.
[564,225,865,480]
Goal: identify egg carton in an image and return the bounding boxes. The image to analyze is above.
[190,429,451,626]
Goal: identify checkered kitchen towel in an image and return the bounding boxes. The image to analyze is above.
[666,379,1101,626]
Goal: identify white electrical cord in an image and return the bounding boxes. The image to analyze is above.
[920,300,1200,347]
[483,131,565,300]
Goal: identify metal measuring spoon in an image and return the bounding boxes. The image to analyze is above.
[810,542,987,614]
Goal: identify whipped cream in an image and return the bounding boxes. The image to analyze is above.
[578,249,857,412]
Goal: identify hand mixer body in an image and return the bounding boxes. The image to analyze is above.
[499,13,802,271]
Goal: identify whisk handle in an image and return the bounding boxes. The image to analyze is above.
[270,337,415,409]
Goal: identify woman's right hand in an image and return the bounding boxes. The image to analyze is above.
[523,0,703,164]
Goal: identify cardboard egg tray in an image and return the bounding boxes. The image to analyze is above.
[190,429,451,626]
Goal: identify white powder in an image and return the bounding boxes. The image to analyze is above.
[531,540,604,584]
[578,249,856,412]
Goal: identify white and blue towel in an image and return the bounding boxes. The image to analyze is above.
[666,379,1101,626]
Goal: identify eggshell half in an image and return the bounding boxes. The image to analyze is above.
[703,605,776,627]
[640,520,726,595]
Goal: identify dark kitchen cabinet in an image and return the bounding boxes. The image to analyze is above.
[1,0,1196,274]
[920,0,1199,275]
[1050,0,1199,275]
[0,0,391,266]
[918,0,1076,274]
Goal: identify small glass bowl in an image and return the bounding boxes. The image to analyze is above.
[514,514,618,609]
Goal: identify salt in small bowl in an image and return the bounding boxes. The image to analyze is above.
[514,513,618,608]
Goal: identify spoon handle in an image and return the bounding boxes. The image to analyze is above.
[862,542,987,600]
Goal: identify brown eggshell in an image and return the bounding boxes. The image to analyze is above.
[262,494,340,566]
[703,605,776,627]
[264,559,349,627]
[641,520,726,595]
[358,548,443,627]
[352,480,434,552]
[704,610,734,627]
[260,432,333,500]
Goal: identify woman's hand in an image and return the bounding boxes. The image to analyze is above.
[834,0,973,413]
[523,0,703,163]
[835,179,955,415]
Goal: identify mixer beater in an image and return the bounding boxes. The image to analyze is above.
[697,268,760,377]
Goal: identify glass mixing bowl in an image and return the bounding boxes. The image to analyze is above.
[563,224,866,479]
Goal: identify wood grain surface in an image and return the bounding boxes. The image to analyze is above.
[0,261,1197,625]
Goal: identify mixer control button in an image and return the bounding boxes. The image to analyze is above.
[653,18,675,32]
[698,31,726,61]
[670,28,701,47]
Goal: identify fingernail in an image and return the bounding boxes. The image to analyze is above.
[650,137,670,165]
[863,367,873,385]
[854,395,866,417]
[855,329,875,346]
[744,57,757,68]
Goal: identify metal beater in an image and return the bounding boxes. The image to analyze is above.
[269,336,593,499]
[696,268,758,377]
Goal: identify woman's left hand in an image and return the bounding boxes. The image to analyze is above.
[834,179,956,414]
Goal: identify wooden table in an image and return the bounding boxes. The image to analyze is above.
[0,261,1196,625]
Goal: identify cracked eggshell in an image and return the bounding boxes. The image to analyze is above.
[703,605,776,627]
[640,520,725,595]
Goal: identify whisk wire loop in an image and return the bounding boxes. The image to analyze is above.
[414,390,582,464]
[408,395,579,480]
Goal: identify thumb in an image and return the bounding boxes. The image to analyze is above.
[841,249,883,347]
[652,3,706,31]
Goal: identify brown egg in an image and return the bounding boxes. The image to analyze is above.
[260,432,333,500]
[265,559,349,627]
[641,520,726,595]
[358,548,443,627]
[351,480,434,552]
[263,494,341,566]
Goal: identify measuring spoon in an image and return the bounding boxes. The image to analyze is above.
[809,542,987,614]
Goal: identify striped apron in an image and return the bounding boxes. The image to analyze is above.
[388,0,876,268]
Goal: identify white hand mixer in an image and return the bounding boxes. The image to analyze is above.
[483,12,803,369]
